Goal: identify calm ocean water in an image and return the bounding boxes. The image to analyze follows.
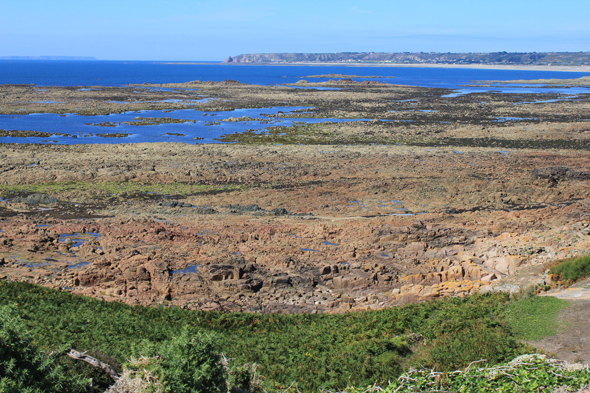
[1,61,589,144]
[1,60,589,92]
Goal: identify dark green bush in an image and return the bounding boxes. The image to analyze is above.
[130,328,226,393]
[550,254,590,282]
[226,362,262,393]
[0,306,87,393]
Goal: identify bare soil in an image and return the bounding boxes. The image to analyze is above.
[530,279,590,364]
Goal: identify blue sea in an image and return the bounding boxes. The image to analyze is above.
[2,60,589,90]
[1,60,589,144]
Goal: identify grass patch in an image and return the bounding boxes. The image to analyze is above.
[505,296,571,341]
[550,254,590,283]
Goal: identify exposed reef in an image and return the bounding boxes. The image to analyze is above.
[1,77,590,313]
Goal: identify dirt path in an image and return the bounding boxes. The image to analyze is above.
[531,280,590,365]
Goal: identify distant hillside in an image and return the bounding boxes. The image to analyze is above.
[0,56,97,60]
[224,52,590,66]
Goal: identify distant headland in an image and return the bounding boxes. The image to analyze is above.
[0,56,97,60]
[223,51,590,67]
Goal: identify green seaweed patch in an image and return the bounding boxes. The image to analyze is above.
[0,130,70,138]
[0,181,245,200]
[215,123,407,145]
[96,133,130,138]
[220,116,269,123]
[302,74,395,78]
[164,132,186,136]
[429,137,590,151]
[124,117,198,126]
[216,124,590,150]
[86,121,119,127]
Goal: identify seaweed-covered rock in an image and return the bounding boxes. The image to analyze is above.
[13,193,59,205]
[271,208,289,216]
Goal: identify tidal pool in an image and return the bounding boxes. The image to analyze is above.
[0,106,370,144]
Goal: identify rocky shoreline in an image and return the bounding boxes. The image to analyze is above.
[1,79,590,313]
[1,142,590,313]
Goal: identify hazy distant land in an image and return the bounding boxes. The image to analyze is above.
[0,56,97,60]
[224,51,590,67]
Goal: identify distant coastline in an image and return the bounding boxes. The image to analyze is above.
[265,62,590,73]
[0,56,97,61]
[222,52,590,73]
[168,61,590,73]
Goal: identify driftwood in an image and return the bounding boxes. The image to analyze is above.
[66,349,120,381]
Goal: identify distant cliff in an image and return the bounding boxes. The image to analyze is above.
[223,52,590,66]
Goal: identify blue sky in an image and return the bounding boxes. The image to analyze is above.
[1,0,589,60]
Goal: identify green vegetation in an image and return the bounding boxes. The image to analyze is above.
[505,296,571,341]
[0,307,257,393]
[123,328,228,393]
[0,282,576,392]
[342,356,590,392]
[550,254,590,283]
[0,306,87,392]
[0,180,245,201]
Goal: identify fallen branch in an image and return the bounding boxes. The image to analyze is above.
[66,349,120,381]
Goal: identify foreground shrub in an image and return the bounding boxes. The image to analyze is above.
[225,362,263,393]
[412,324,522,371]
[127,328,227,393]
[105,356,163,393]
[0,306,87,393]
[550,254,590,282]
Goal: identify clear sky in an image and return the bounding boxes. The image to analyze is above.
[1,0,589,61]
